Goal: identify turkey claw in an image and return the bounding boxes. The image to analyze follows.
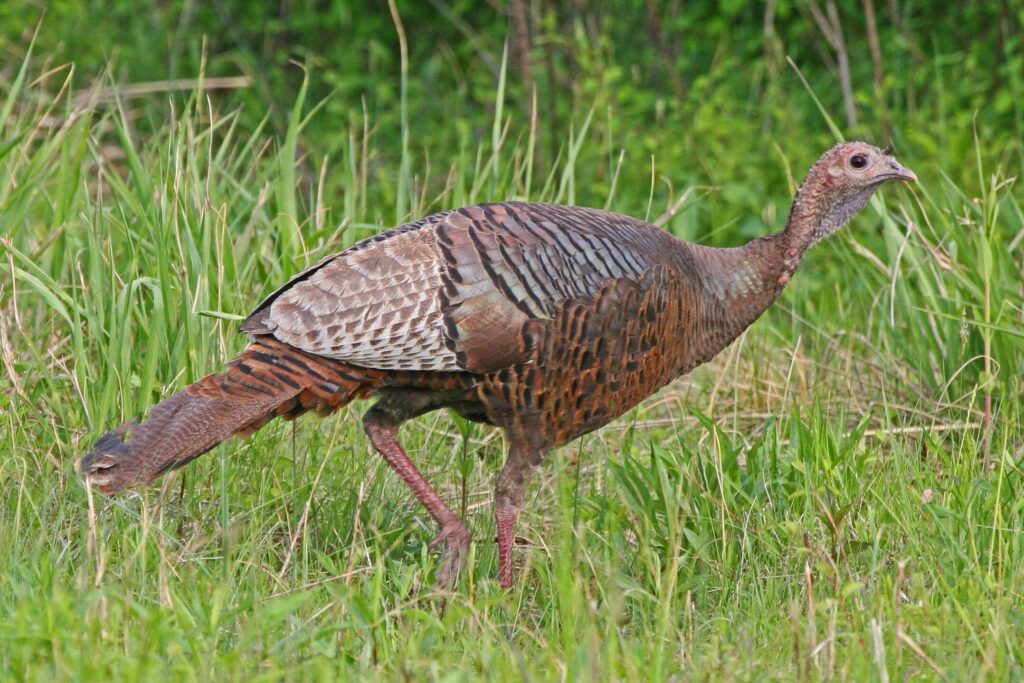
[429,522,470,588]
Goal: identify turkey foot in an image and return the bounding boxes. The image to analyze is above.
[429,520,471,588]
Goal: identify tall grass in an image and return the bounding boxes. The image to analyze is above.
[1,37,1023,682]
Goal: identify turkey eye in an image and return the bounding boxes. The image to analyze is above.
[850,154,868,169]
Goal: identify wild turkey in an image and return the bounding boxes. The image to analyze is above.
[79,141,916,588]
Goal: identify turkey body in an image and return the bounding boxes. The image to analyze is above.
[241,201,780,451]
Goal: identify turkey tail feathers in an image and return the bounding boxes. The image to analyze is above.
[78,337,380,494]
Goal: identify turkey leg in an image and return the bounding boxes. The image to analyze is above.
[495,446,545,588]
[363,403,470,588]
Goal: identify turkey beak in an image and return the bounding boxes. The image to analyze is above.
[886,159,917,183]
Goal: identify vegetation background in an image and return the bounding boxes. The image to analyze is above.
[1,0,1022,679]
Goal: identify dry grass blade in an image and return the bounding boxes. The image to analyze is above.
[71,76,251,106]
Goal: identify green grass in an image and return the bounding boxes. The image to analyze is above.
[2,19,1024,681]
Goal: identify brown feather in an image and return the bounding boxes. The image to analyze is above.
[77,338,383,493]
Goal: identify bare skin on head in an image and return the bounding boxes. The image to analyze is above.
[79,141,915,589]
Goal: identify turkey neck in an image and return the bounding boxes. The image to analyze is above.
[678,167,844,338]
[778,156,869,273]
[686,234,789,331]
[707,158,854,302]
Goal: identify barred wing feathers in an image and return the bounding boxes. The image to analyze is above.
[242,202,667,374]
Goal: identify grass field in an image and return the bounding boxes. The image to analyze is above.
[2,6,1024,680]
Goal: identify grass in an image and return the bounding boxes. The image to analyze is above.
[2,28,1024,682]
